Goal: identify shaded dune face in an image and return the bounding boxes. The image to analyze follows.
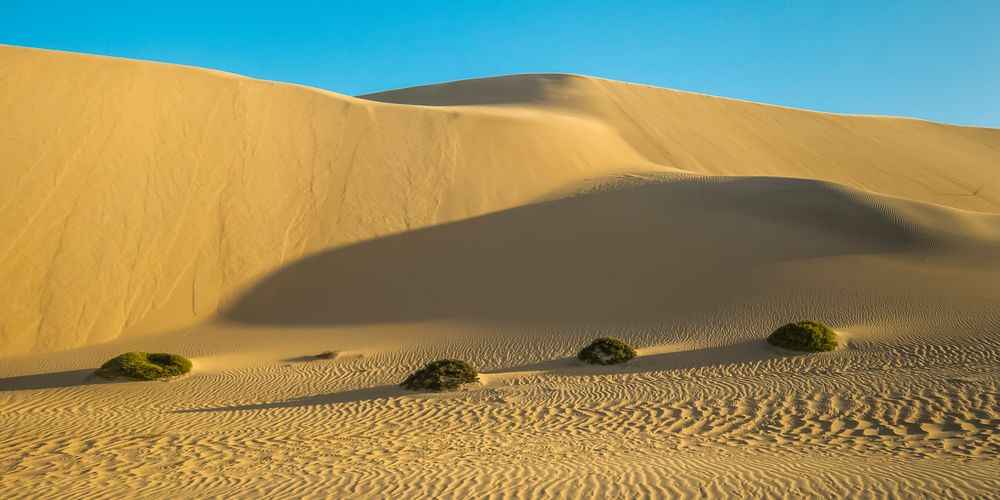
[360,74,579,106]
[2,45,1000,354]
[224,176,1000,327]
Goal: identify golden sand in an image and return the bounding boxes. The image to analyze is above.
[1,45,998,497]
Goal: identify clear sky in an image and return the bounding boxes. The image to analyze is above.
[3,1,998,127]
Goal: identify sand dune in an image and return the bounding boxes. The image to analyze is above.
[3,45,1000,354]
[364,74,1000,212]
[1,46,999,497]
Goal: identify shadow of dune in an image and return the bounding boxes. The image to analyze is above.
[224,176,913,327]
[175,384,408,413]
[0,369,104,391]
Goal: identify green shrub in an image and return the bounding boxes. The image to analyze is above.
[401,359,479,391]
[577,337,637,365]
[766,320,838,352]
[95,352,193,380]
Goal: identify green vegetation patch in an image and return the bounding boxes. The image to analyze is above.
[577,337,637,365]
[95,351,193,380]
[766,320,838,352]
[401,359,479,391]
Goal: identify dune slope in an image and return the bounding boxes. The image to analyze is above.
[2,46,1000,354]
[364,73,1000,212]
[225,174,1000,327]
[0,47,653,353]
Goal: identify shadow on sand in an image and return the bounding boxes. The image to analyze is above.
[280,355,332,363]
[357,74,569,106]
[0,369,107,391]
[174,384,409,413]
[492,339,779,377]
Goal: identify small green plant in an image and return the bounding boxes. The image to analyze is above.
[766,320,838,352]
[95,352,193,380]
[577,337,637,365]
[401,359,479,391]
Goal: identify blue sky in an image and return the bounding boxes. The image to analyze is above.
[3,1,998,127]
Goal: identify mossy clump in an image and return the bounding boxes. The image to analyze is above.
[401,359,479,391]
[95,352,193,380]
[577,337,637,365]
[766,320,838,352]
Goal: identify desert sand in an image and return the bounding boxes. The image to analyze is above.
[1,45,998,497]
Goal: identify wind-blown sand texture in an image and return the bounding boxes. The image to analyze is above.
[1,45,998,497]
